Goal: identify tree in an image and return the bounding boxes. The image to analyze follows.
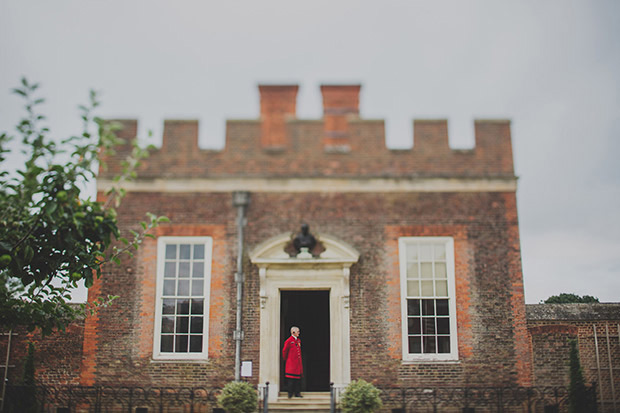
[0,78,166,336]
[543,293,600,304]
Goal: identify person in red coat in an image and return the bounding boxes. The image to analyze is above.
[282,326,303,398]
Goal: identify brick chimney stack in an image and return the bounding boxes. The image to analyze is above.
[259,85,299,149]
[320,85,361,151]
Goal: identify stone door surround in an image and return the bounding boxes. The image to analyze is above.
[250,233,360,401]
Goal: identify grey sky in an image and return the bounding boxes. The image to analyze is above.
[1,1,619,303]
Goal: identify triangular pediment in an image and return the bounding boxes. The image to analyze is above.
[249,233,360,267]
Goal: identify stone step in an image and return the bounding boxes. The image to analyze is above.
[268,392,332,412]
[276,391,330,399]
[269,409,331,412]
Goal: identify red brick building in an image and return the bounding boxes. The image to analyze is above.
[3,84,618,411]
[85,83,529,392]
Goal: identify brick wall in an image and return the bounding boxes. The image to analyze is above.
[527,304,620,408]
[70,188,531,388]
[1,320,85,387]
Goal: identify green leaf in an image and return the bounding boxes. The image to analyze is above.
[23,246,34,263]
[44,201,58,215]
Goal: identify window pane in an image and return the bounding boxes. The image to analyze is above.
[193,244,205,259]
[407,299,420,316]
[179,244,191,260]
[406,244,418,260]
[164,262,176,278]
[408,317,421,334]
[434,244,446,260]
[436,299,449,316]
[176,316,189,333]
[437,318,450,334]
[161,335,173,352]
[178,262,190,278]
[177,300,190,315]
[191,299,204,315]
[422,299,435,315]
[407,263,418,278]
[175,335,188,353]
[192,261,204,278]
[435,262,446,278]
[190,335,203,352]
[422,318,436,334]
[421,281,434,296]
[408,336,421,354]
[407,281,419,296]
[423,336,436,353]
[163,280,175,296]
[420,263,433,279]
[191,317,204,333]
[165,245,176,259]
[161,317,174,333]
[437,336,450,353]
[178,280,190,296]
[435,280,448,296]
[192,280,204,296]
[419,245,432,261]
[162,299,175,314]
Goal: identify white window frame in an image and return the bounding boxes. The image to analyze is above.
[399,237,458,361]
[153,236,213,360]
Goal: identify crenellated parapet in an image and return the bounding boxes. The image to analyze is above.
[99,85,515,181]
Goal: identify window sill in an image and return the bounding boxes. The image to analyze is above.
[401,359,461,365]
[150,358,210,364]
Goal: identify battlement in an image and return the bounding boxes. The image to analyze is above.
[99,85,515,181]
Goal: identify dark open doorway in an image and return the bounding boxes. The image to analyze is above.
[280,290,330,392]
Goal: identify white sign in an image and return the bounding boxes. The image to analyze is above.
[241,361,252,377]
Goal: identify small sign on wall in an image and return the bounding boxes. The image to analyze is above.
[241,361,252,377]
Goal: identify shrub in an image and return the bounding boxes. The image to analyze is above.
[21,342,38,413]
[568,339,592,413]
[217,381,258,413]
[340,379,383,413]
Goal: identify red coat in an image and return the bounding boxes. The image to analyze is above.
[282,335,303,379]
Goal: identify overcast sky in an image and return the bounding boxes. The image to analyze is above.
[1,1,619,303]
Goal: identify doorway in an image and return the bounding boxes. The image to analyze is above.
[280,290,330,392]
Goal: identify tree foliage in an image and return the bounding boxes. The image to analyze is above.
[0,78,167,336]
[543,293,600,304]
